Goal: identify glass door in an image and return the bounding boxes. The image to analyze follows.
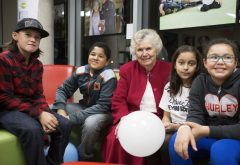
[54,0,68,64]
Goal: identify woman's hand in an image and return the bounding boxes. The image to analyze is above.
[38,111,59,134]
[162,112,180,133]
[164,122,180,133]
[185,122,210,140]
[174,125,197,160]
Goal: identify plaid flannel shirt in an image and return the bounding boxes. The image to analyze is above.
[0,50,50,117]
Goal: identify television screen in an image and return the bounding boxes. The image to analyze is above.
[159,0,238,30]
[83,0,127,36]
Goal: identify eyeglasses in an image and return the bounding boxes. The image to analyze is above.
[207,54,235,63]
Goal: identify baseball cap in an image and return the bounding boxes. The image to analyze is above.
[15,18,49,38]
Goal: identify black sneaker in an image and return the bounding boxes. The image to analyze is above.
[209,0,221,9]
[200,4,209,12]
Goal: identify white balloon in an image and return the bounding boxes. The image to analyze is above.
[118,111,165,157]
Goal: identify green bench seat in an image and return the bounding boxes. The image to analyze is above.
[0,129,26,165]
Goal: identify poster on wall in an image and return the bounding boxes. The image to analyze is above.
[159,0,238,30]
[83,0,125,36]
[17,0,39,21]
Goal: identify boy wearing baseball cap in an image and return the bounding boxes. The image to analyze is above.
[0,18,72,165]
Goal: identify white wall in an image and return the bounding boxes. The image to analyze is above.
[38,0,54,64]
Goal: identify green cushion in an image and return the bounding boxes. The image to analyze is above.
[0,129,26,165]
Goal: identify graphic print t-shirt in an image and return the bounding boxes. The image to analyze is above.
[159,82,190,123]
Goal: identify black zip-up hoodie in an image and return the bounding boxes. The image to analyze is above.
[187,68,240,139]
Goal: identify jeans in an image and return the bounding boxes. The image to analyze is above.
[0,110,72,165]
[169,133,240,165]
[65,103,112,160]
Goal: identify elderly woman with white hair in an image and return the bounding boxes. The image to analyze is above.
[102,29,172,165]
